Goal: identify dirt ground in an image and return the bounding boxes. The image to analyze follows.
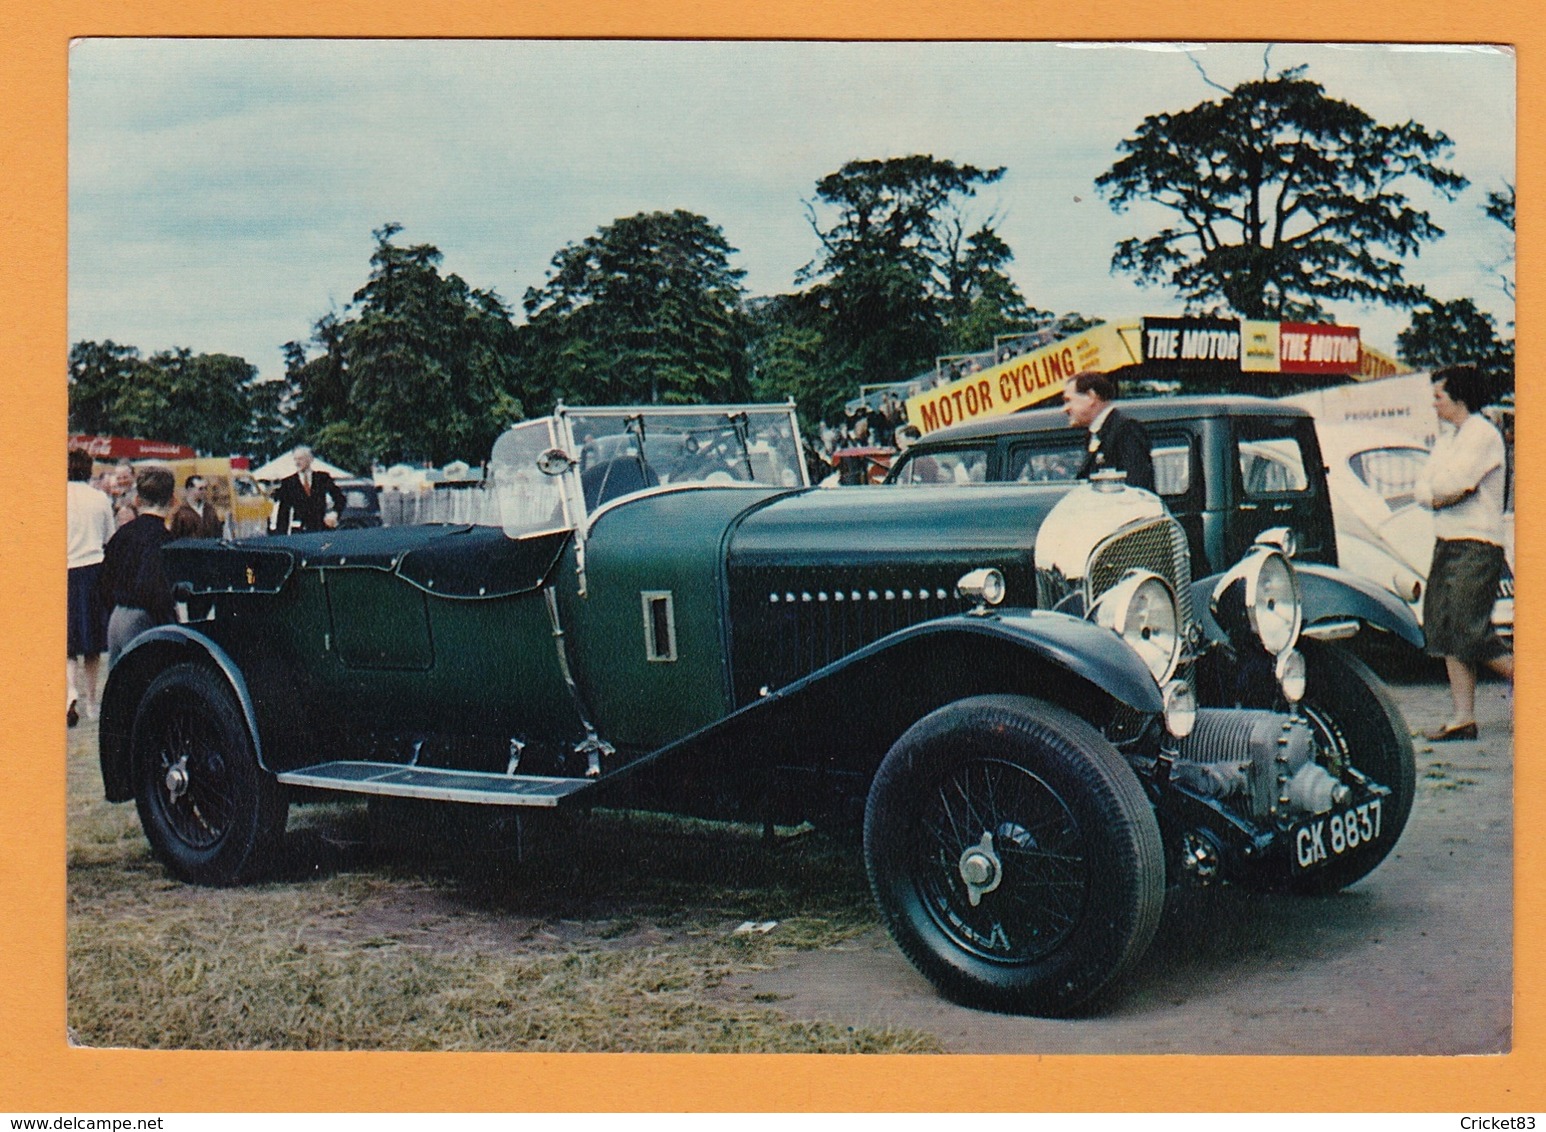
[730,674,1515,1054]
[69,667,1511,1054]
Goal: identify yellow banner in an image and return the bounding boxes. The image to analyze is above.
[905,322,1140,434]
[1357,343,1411,381]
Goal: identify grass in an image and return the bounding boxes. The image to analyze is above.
[66,722,941,1052]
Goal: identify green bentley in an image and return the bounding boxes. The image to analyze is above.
[99,401,1419,1016]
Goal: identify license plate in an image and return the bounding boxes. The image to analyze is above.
[1291,799,1383,871]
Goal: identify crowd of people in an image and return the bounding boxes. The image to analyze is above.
[67,367,1513,736]
[67,452,173,724]
[64,443,348,726]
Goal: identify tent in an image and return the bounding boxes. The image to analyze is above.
[250,452,356,482]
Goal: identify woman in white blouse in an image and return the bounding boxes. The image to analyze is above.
[1416,365,1513,741]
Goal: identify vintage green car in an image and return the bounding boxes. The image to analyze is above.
[99,401,1420,1016]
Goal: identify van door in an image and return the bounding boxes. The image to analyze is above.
[1229,417,1336,565]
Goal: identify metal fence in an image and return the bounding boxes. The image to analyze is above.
[379,485,497,526]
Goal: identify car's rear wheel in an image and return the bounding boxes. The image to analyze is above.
[864,694,1164,1016]
[131,663,287,885]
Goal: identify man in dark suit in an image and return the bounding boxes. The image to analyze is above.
[1063,372,1155,492]
[169,475,225,539]
[269,445,347,535]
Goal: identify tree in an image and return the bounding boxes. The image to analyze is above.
[1483,182,1515,303]
[520,210,751,407]
[287,224,526,468]
[799,156,1014,384]
[1097,67,1468,320]
[745,293,858,427]
[1397,298,1513,386]
[68,340,276,456]
[68,340,146,435]
[941,228,1038,354]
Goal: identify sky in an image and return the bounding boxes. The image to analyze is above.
[67,40,1516,387]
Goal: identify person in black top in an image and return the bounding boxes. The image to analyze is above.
[1063,372,1155,492]
[269,445,347,535]
[100,466,177,665]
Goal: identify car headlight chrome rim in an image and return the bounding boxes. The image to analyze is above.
[957,567,1006,608]
[1246,549,1302,655]
[1212,546,1303,657]
[1092,569,1182,683]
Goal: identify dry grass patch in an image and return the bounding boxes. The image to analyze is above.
[67,723,940,1052]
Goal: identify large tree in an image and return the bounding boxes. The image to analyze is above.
[287,224,525,469]
[1096,67,1468,320]
[68,340,279,456]
[520,210,750,407]
[745,293,859,428]
[799,155,1017,383]
[1397,298,1513,385]
[67,339,145,436]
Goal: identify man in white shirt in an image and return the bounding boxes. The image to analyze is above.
[67,447,116,725]
[1416,365,1513,741]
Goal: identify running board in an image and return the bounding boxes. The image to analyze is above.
[276,761,595,807]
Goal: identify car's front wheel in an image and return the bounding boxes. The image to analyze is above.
[864,694,1164,1016]
[1281,643,1416,894]
[131,663,287,885]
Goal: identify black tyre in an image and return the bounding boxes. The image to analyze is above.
[131,663,288,885]
[864,694,1164,1016]
[1280,643,1416,894]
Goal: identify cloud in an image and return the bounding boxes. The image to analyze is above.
[69,40,1515,383]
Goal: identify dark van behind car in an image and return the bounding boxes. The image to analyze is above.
[888,396,1339,577]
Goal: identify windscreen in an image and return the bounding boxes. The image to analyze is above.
[565,408,806,495]
[486,418,570,538]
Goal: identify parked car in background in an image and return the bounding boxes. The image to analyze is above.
[334,478,383,529]
[102,401,1419,1016]
[889,396,1343,572]
[1315,424,1513,641]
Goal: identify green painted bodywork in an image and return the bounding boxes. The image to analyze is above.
[154,478,1085,769]
[186,530,585,768]
[729,481,1070,567]
[558,486,788,748]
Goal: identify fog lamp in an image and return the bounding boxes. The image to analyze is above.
[1276,648,1307,704]
[1163,680,1197,739]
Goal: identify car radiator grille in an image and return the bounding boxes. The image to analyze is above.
[1085,515,1195,631]
[728,562,1031,706]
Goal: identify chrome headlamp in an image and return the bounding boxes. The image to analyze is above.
[957,567,1006,610]
[1091,569,1182,683]
[1210,544,1303,656]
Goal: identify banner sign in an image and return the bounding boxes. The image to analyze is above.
[906,321,1139,434]
[1243,320,1393,378]
[1141,317,1241,371]
[1278,322,1362,374]
[902,316,1396,435]
[1241,320,1282,372]
[1357,343,1410,381]
[69,435,197,460]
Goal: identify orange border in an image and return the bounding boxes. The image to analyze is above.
[2,2,1538,1113]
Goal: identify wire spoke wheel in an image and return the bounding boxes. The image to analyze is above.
[150,704,238,850]
[916,757,1089,963]
[131,662,286,885]
[865,695,1163,1017]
